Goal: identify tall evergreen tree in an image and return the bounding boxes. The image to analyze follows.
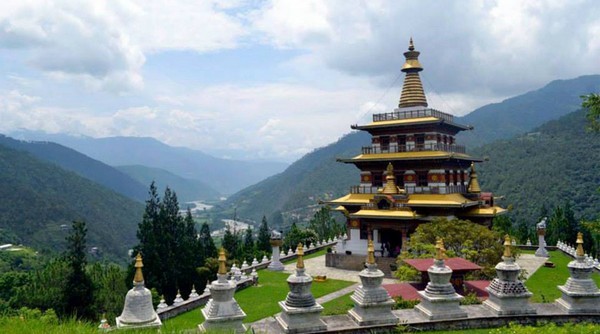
[198,222,217,260]
[308,206,342,241]
[222,225,241,261]
[257,216,271,253]
[177,208,200,298]
[243,228,255,262]
[64,220,93,319]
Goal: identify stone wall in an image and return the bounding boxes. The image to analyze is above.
[325,253,397,277]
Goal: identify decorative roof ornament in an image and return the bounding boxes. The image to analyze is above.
[435,238,446,260]
[381,163,403,195]
[398,37,428,108]
[367,238,376,265]
[296,243,305,269]
[576,232,584,257]
[134,253,144,283]
[467,162,481,193]
[218,248,227,275]
[503,235,512,258]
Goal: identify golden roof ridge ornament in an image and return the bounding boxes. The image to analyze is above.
[134,252,144,283]
[468,162,481,193]
[503,235,512,258]
[381,162,401,195]
[296,243,305,269]
[576,232,584,257]
[367,238,375,265]
[218,248,227,275]
[398,37,428,108]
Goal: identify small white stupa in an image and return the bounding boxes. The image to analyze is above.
[116,253,162,329]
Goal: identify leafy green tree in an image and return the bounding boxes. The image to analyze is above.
[400,218,505,279]
[87,262,128,321]
[15,259,70,314]
[582,93,600,132]
[64,221,94,319]
[257,216,271,253]
[492,215,513,237]
[283,222,318,250]
[514,219,534,245]
[307,206,343,241]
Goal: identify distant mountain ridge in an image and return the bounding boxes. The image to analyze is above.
[8,133,288,195]
[215,75,600,224]
[457,74,600,147]
[0,143,143,262]
[0,134,148,202]
[117,165,220,203]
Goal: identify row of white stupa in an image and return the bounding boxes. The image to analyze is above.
[557,240,600,267]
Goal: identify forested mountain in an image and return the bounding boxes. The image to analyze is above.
[457,75,600,147]
[9,133,288,195]
[217,76,600,225]
[213,131,369,224]
[0,135,148,202]
[0,144,144,261]
[474,110,600,225]
[117,165,220,203]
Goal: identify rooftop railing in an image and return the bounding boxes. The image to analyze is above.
[372,108,454,123]
[361,143,466,154]
[349,184,467,195]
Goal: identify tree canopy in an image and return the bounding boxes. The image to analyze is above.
[582,93,600,132]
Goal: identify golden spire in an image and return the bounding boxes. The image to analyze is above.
[218,248,227,275]
[503,235,512,258]
[435,238,446,260]
[467,162,481,193]
[576,232,584,257]
[134,252,144,283]
[381,162,400,194]
[399,38,428,108]
[367,238,375,265]
[296,243,304,269]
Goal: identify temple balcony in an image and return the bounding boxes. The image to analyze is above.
[361,143,466,154]
[349,184,467,195]
[372,108,454,123]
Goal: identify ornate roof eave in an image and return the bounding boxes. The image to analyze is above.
[459,206,508,217]
[351,118,473,132]
[337,153,483,164]
[349,209,422,220]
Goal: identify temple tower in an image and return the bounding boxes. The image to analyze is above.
[116,253,162,329]
[327,39,505,257]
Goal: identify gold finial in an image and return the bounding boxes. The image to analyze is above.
[503,235,512,258]
[468,162,481,193]
[134,252,144,283]
[218,248,227,275]
[576,232,584,257]
[398,37,427,108]
[435,238,446,260]
[381,162,400,194]
[296,243,304,269]
[367,238,375,265]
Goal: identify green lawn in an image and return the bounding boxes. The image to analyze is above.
[282,248,327,264]
[525,250,600,302]
[321,292,354,316]
[165,265,354,329]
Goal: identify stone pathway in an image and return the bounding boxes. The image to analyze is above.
[283,255,398,284]
[315,283,359,304]
[516,253,548,279]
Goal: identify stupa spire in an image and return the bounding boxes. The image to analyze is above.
[218,248,227,275]
[134,253,144,283]
[296,243,305,269]
[367,238,375,265]
[381,163,402,194]
[576,232,584,257]
[503,235,512,258]
[398,38,428,108]
[467,162,481,193]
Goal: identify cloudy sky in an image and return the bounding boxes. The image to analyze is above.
[1,1,599,162]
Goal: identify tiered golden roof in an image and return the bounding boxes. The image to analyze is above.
[399,38,428,108]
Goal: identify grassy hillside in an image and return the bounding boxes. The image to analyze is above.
[117,165,220,202]
[0,135,147,202]
[0,144,144,262]
[458,74,600,147]
[475,110,600,224]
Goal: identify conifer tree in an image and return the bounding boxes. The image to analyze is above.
[243,228,255,262]
[64,220,93,319]
[198,222,217,260]
[222,226,240,261]
[257,216,271,253]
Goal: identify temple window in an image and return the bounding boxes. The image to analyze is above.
[373,173,383,187]
[415,134,425,150]
[398,135,406,151]
[360,221,369,240]
[380,136,390,151]
[417,170,428,186]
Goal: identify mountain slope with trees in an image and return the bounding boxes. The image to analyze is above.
[474,110,600,228]
[457,74,600,147]
[9,133,288,195]
[0,135,148,202]
[0,143,144,261]
[117,165,220,202]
